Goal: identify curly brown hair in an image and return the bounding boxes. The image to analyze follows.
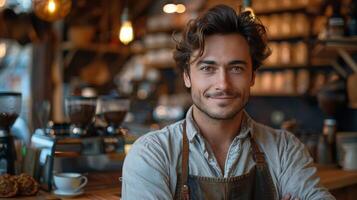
[173,4,271,73]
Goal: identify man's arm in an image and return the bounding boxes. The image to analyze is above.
[121,135,172,200]
[278,131,335,200]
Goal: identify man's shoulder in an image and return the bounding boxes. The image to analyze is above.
[132,120,184,149]
[252,120,297,145]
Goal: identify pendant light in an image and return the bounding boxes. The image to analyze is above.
[163,1,186,14]
[33,0,72,22]
[119,2,134,45]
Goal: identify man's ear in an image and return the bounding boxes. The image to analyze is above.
[250,70,256,87]
[183,70,191,88]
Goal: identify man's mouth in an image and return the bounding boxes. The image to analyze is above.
[209,96,236,99]
[204,91,239,99]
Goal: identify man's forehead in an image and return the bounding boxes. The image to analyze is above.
[188,34,251,67]
[190,49,250,65]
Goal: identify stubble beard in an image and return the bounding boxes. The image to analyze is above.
[192,91,250,121]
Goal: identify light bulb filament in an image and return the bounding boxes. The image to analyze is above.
[47,0,56,13]
[119,21,134,45]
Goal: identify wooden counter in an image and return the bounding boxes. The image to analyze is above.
[16,187,120,200]
[13,166,357,200]
[317,165,357,200]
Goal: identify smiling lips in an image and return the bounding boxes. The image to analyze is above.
[204,91,239,100]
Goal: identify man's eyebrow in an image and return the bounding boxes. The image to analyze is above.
[196,60,217,66]
[196,60,247,67]
[228,60,247,65]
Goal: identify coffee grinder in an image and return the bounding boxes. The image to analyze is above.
[97,96,129,135]
[65,96,97,137]
[0,92,21,174]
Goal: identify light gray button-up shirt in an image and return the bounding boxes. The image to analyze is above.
[122,107,335,200]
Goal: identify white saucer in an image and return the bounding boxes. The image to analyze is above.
[53,189,84,198]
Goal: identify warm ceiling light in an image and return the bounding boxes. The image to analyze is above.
[119,21,134,45]
[0,0,6,8]
[119,7,134,45]
[33,0,72,22]
[47,0,56,13]
[163,3,176,13]
[176,4,186,13]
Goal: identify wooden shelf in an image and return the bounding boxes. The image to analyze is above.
[262,61,331,70]
[254,5,310,15]
[144,62,175,69]
[251,92,300,97]
[314,38,357,54]
[61,42,129,55]
[313,37,357,76]
[262,64,308,69]
[268,35,308,41]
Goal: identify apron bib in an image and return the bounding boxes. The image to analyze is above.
[174,121,277,200]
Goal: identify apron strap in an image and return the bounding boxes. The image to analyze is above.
[249,136,266,165]
[181,121,190,200]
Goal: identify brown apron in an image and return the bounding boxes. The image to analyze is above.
[174,121,277,200]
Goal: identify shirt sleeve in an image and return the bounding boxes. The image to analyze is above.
[121,135,173,200]
[278,131,336,200]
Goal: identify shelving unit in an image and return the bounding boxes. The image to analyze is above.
[250,0,335,98]
[254,5,311,15]
[262,62,330,70]
[251,92,300,97]
[313,37,357,76]
[61,42,130,55]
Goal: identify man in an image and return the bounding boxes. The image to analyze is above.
[122,5,335,200]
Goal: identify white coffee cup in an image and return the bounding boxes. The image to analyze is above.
[53,173,88,192]
[342,143,357,171]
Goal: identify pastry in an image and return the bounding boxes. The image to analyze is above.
[14,173,39,196]
[0,174,18,197]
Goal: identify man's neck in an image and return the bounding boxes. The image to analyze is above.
[191,106,243,147]
[191,106,244,172]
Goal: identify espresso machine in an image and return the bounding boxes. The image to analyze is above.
[31,96,130,191]
[0,92,21,175]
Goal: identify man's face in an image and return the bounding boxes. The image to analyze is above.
[184,34,255,120]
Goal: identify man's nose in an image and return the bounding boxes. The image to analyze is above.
[215,70,231,90]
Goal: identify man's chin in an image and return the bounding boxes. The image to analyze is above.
[205,109,241,120]
[193,102,244,120]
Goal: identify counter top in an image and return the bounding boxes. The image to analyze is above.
[14,166,357,200]
[16,187,120,200]
[317,165,357,190]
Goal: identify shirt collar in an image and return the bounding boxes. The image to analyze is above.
[184,106,254,142]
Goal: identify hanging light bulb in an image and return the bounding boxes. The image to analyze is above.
[33,0,72,22]
[119,6,134,45]
[47,0,56,13]
[163,3,176,13]
[163,2,186,14]
[176,4,186,13]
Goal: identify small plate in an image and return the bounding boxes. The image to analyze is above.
[53,189,84,198]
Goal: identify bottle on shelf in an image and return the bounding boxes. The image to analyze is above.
[326,1,345,38]
[317,118,337,165]
[347,0,357,36]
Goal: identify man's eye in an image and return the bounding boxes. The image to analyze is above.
[200,66,214,72]
[230,66,243,73]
